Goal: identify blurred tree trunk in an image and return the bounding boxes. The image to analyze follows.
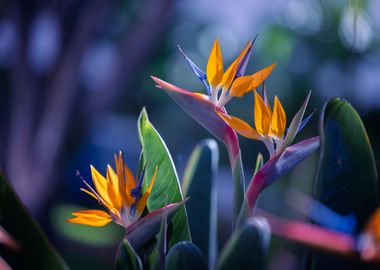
[1,0,175,215]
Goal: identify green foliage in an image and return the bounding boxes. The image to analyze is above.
[165,241,208,270]
[215,217,270,270]
[151,206,168,270]
[182,139,219,269]
[0,174,67,269]
[311,98,379,269]
[138,108,191,247]
[116,240,143,270]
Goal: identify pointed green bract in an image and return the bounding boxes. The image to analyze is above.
[151,206,168,270]
[165,241,208,270]
[279,91,311,153]
[215,217,270,270]
[0,174,67,269]
[312,98,378,269]
[253,153,264,176]
[182,139,219,269]
[116,239,143,270]
[138,108,191,247]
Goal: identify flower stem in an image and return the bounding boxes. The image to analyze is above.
[223,127,245,227]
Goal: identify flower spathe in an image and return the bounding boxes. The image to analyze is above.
[67,151,157,228]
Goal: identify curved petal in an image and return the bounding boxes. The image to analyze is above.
[80,188,97,200]
[217,111,261,140]
[178,45,210,94]
[136,166,158,215]
[207,39,224,87]
[269,96,286,139]
[254,90,272,136]
[221,41,253,90]
[107,165,122,209]
[229,75,253,97]
[250,63,276,89]
[236,38,255,77]
[67,210,112,227]
[90,165,113,206]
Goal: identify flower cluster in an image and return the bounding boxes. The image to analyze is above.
[179,38,276,108]
[68,151,157,228]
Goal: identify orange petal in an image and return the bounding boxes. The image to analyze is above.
[229,75,253,97]
[80,188,98,200]
[67,210,112,227]
[269,96,286,139]
[206,38,224,87]
[107,165,122,209]
[217,111,261,140]
[136,166,158,215]
[107,164,119,191]
[221,41,252,90]
[90,165,113,206]
[254,90,272,136]
[135,193,149,216]
[250,63,276,89]
[124,163,136,206]
[114,151,128,203]
[365,208,380,241]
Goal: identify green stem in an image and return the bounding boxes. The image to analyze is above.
[223,128,245,227]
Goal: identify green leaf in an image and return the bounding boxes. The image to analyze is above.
[151,207,168,270]
[165,241,208,270]
[215,217,270,270]
[182,139,218,269]
[0,174,67,269]
[138,108,191,248]
[312,98,379,269]
[115,239,143,270]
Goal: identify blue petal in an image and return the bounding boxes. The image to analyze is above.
[177,45,211,95]
[235,34,258,77]
[131,165,146,199]
[260,82,269,105]
[297,111,315,134]
[284,111,315,137]
[309,201,357,234]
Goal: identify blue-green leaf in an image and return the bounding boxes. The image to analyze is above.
[165,241,208,270]
[138,108,191,247]
[215,217,270,270]
[312,98,379,269]
[151,205,169,270]
[115,239,143,270]
[182,139,218,269]
[0,174,67,269]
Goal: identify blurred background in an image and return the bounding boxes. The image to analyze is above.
[0,0,379,268]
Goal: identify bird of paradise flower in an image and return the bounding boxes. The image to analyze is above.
[67,150,185,235]
[151,37,319,223]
